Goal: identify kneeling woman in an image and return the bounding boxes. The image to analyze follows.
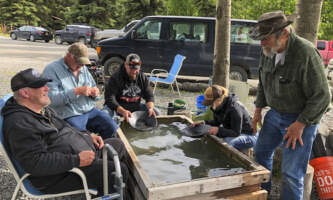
[194,85,258,150]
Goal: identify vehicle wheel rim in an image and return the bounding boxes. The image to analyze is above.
[11,34,16,39]
[30,35,34,41]
[79,38,85,44]
[230,71,243,81]
[107,63,120,75]
[55,37,61,44]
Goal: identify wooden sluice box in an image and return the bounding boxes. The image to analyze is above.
[118,115,270,200]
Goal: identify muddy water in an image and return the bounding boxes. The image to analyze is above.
[122,122,246,185]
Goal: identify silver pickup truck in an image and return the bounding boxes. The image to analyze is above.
[91,20,139,48]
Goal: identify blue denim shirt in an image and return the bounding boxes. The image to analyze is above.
[42,58,97,119]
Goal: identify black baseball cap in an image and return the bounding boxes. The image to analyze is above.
[11,68,52,91]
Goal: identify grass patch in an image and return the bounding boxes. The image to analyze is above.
[0,32,9,37]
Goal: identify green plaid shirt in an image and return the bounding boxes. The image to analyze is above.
[256,32,331,125]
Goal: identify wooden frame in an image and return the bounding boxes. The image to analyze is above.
[118,115,270,200]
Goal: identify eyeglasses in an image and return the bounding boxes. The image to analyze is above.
[129,61,142,66]
[128,61,141,70]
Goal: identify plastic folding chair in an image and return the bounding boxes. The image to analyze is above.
[149,54,186,96]
[0,94,124,200]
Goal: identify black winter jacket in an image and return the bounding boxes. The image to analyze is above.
[104,65,154,112]
[2,97,96,190]
[205,95,254,138]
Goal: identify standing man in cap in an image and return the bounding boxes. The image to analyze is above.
[42,42,118,139]
[249,11,331,199]
[2,68,130,198]
[105,53,159,122]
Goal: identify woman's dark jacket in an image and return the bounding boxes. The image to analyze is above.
[205,94,253,138]
[2,97,96,190]
[104,65,154,112]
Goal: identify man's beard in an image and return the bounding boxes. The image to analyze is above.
[262,38,282,57]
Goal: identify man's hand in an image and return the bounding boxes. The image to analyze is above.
[208,126,219,135]
[75,86,90,96]
[89,86,99,97]
[283,121,306,150]
[121,109,132,122]
[147,107,156,117]
[91,133,104,149]
[252,107,262,133]
[79,150,95,167]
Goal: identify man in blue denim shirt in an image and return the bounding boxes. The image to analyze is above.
[250,11,331,200]
[42,43,117,139]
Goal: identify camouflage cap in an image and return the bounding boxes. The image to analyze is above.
[68,42,91,65]
[249,10,294,40]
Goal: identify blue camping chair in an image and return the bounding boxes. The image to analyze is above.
[149,54,186,96]
[0,94,124,200]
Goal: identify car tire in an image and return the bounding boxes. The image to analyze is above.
[10,33,17,40]
[45,40,50,43]
[104,57,124,76]
[230,66,248,82]
[55,35,62,44]
[30,35,35,42]
[79,37,86,45]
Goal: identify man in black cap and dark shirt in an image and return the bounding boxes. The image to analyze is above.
[249,11,331,199]
[2,68,131,198]
[105,53,160,122]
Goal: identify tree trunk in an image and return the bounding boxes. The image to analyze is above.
[295,0,323,45]
[213,0,231,88]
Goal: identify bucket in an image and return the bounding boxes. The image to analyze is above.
[310,156,333,199]
[196,95,206,115]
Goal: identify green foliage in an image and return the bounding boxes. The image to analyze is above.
[0,0,332,39]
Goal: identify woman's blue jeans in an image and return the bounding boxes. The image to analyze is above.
[223,134,258,150]
[254,109,318,200]
[65,107,118,139]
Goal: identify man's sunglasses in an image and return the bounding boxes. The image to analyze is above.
[128,61,142,69]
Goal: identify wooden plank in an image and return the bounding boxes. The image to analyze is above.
[169,185,267,200]
[148,170,269,199]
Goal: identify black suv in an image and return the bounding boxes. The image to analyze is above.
[54,24,99,45]
[97,16,261,82]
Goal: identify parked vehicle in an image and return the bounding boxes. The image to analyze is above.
[317,40,333,66]
[54,24,99,45]
[10,26,53,42]
[92,20,139,48]
[96,16,261,82]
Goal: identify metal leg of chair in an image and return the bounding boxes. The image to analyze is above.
[170,83,175,94]
[153,81,158,94]
[175,81,181,96]
[11,184,20,200]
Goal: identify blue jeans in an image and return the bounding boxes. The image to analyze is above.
[65,108,118,139]
[223,134,258,150]
[106,103,161,119]
[254,109,317,200]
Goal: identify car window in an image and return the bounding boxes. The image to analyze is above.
[135,20,162,40]
[19,26,27,31]
[124,20,138,32]
[317,41,326,50]
[36,27,47,31]
[231,25,259,45]
[169,22,208,43]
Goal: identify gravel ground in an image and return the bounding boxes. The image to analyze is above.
[0,37,330,199]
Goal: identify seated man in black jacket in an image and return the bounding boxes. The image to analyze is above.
[105,53,160,122]
[193,85,258,150]
[2,68,131,198]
